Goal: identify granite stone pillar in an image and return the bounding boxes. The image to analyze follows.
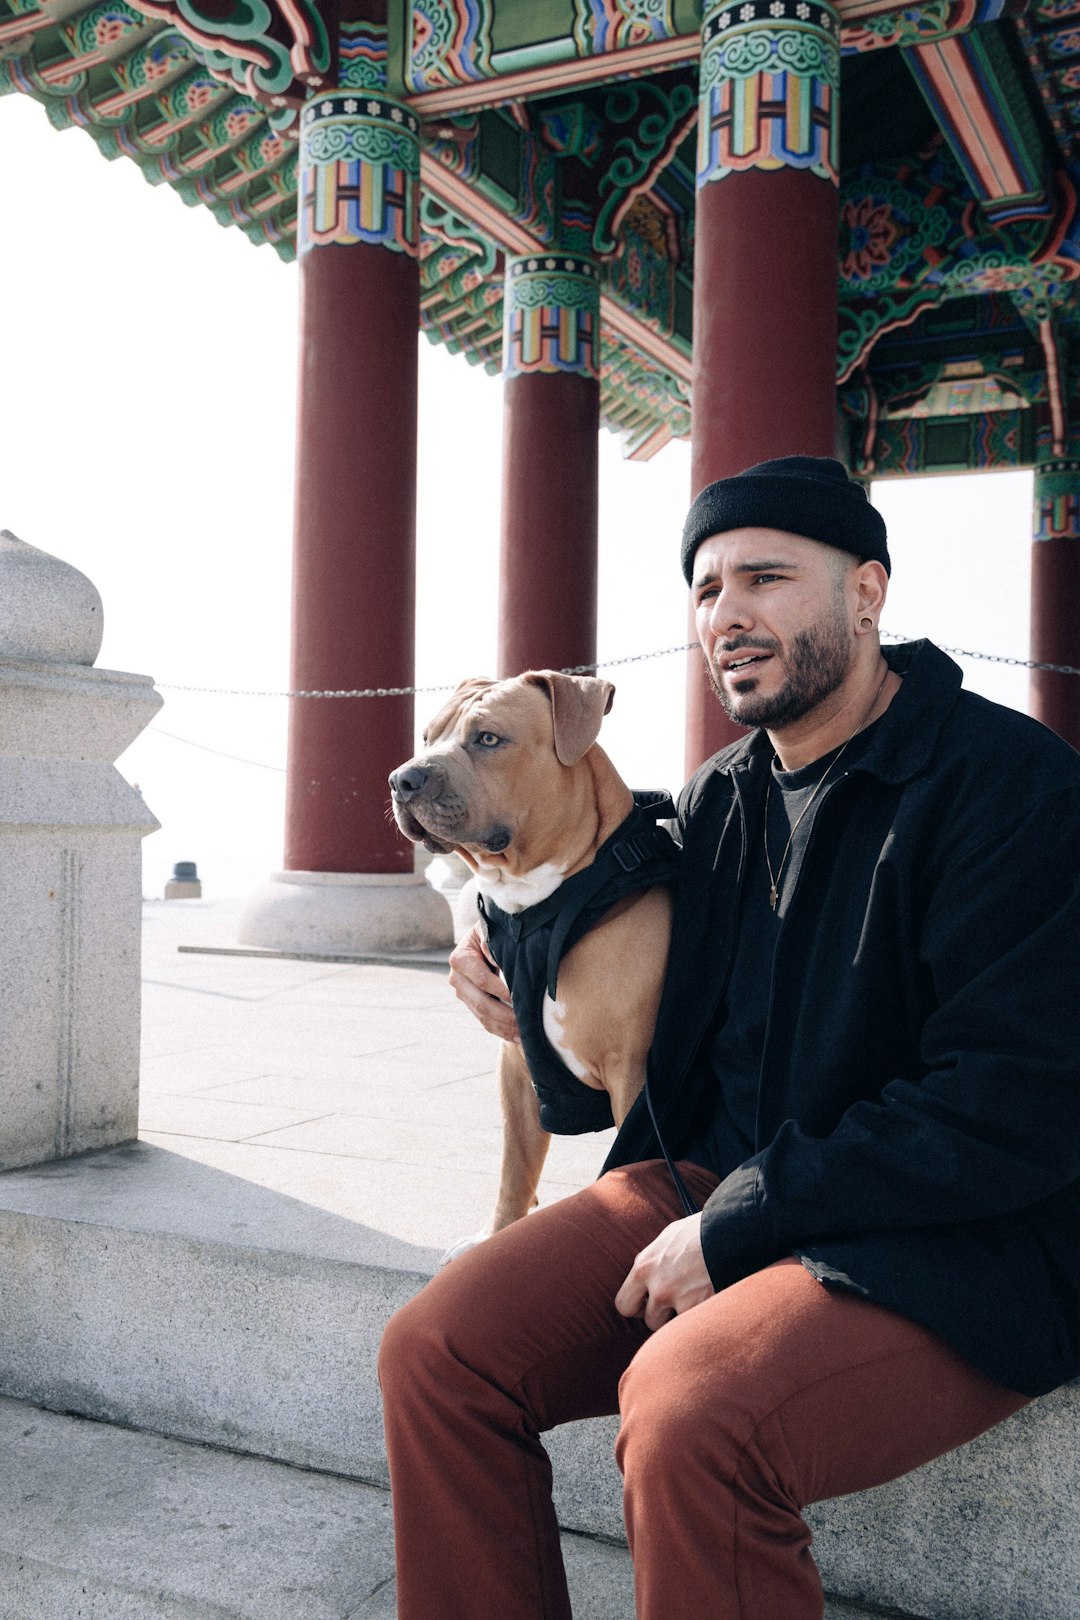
[0,530,160,1170]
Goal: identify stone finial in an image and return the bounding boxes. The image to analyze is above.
[0,530,104,666]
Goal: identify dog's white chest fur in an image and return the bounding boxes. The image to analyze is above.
[473,859,567,915]
[541,996,590,1079]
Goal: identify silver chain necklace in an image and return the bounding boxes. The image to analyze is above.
[763,668,889,912]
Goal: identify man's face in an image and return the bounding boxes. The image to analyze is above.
[691,527,856,729]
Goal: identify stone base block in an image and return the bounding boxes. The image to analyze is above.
[164,881,202,900]
[236,870,453,955]
[0,832,144,1171]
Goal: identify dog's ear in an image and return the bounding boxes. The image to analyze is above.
[422,677,497,745]
[525,671,615,766]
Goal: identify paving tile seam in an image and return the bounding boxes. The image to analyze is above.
[170,1074,497,1098]
[153,1041,443,1068]
[188,1106,490,1135]
[136,1113,340,1145]
[140,1047,247,1062]
[143,1101,507,1132]
[246,967,391,988]
[137,1134,511,1177]
[141,980,266,1005]
[136,1126,610,1180]
[166,1076,293,1094]
[238,1107,506,1135]
[424,1066,500,1089]
[139,1101,325,1122]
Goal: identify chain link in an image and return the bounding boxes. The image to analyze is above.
[155,641,700,697]
[878,633,1080,677]
[156,636,1080,697]
[148,635,1079,773]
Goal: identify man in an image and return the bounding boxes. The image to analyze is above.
[378,456,1080,1620]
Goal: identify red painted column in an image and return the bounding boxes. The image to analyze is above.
[1031,462,1080,752]
[285,88,422,874]
[498,255,600,677]
[686,0,841,772]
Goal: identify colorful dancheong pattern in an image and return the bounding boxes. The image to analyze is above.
[574,0,679,54]
[1035,467,1080,539]
[339,20,388,91]
[407,0,490,92]
[502,255,600,381]
[298,93,420,256]
[698,0,840,187]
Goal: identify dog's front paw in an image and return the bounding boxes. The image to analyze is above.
[440,1203,537,1267]
[439,1228,493,1267]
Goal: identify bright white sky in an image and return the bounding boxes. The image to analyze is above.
[0,95,1035,898]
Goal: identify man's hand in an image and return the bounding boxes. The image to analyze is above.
[448,922,520,1042]
[614,1213,714,1331]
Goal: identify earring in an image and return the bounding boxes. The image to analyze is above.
[858,615,874,631]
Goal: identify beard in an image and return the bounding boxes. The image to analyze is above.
[706,587,854,729]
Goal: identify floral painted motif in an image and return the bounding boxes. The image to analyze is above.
[840,196,900,282]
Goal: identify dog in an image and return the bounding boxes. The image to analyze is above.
[389,670,677,1261]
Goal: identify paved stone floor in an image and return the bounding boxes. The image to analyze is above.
[138,897,613,1256]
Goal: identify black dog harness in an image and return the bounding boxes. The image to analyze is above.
[478,792,680,1134]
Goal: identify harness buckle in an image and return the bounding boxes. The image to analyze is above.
[612,835,649,873]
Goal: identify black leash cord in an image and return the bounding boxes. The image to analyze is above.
[645,1076,700,1217]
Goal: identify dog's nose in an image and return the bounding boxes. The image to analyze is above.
[389,765,428,801]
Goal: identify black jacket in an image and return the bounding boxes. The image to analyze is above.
[604,641,1080,1397]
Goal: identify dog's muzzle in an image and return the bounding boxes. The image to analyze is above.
[388,765,429,802]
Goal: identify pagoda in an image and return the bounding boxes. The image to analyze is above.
[3,0,1077,946]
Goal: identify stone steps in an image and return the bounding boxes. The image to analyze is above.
[0,1140,1077,1618]
[0,1395,637,1620]
[0,1138,622,1536]
[0,1393,908,1620]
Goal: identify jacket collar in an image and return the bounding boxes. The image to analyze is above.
[715,640,964,788]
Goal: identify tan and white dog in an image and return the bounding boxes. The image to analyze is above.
[389,671,674,1259]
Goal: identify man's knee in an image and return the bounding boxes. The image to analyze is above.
[615,1328,743,1484]
[379,1251,507,1410]
[379,1283,454,1409]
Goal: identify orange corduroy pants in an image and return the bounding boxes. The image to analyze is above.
[379,1160,1027,1620]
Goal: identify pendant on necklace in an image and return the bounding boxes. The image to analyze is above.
[769,885,778,911]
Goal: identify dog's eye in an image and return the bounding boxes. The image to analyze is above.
[474,731,501,748]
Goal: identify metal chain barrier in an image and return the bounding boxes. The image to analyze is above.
[878,633,1080,677]
[155,634,1080,698]
[145,635,1078,772]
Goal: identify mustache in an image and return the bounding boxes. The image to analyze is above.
[713,636,781,657]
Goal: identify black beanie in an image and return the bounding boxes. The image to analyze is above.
[681,456,890,583]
